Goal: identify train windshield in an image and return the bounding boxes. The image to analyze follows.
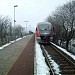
[38,24,51,31]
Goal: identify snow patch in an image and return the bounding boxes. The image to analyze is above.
[0,36,26,49]
[36,41,50,75]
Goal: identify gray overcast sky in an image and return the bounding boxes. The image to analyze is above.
[0,0,70,31]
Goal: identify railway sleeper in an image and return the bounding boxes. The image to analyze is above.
[60,69,75,74]
[60,58,67,61]
[63,74,75,75]
[60,61,69,64]
[59,63,70,66]
[60,66,75,70]
[60,65,75,67]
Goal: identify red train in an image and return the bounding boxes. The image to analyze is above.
[36,22,54,43]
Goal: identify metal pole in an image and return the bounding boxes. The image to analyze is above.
[14,6,15,40]
[24,21,28,33]
[14,5,18,40]
[29,25,31,34]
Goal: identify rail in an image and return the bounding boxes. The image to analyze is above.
[41,45,56,75]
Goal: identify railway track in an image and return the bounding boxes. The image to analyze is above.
[40,43,75,75]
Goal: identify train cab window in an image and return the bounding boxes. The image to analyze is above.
[38,24,51,31]
[36,28,37,31]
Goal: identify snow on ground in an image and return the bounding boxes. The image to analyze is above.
[0,36,26,49]
[51,42,75,60]
[35,41,50,75]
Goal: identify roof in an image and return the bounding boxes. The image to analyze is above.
[37,22,51,26]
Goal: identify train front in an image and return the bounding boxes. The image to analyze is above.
[36,22,53,44]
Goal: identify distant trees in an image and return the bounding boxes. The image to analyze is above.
[0,16,12,46]
[14,25,24,38]
[0,16,25,46]
[47,1,75,50]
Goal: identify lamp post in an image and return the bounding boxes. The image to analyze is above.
[24,21,28,33]
[14,5,18,40]
[29,25,31,31]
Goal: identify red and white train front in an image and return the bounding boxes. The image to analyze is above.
[36,22,54,43]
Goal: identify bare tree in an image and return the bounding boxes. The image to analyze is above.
[14,25,24,39]
[0,16,12,46]
[47,1,75,49]
[61,1,75,49]
[0,15,25,46]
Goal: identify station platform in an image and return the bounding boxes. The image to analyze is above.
[0,34,35,75]
[7,34,35,75]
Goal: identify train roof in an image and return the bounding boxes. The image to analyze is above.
[37,22,51,26]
